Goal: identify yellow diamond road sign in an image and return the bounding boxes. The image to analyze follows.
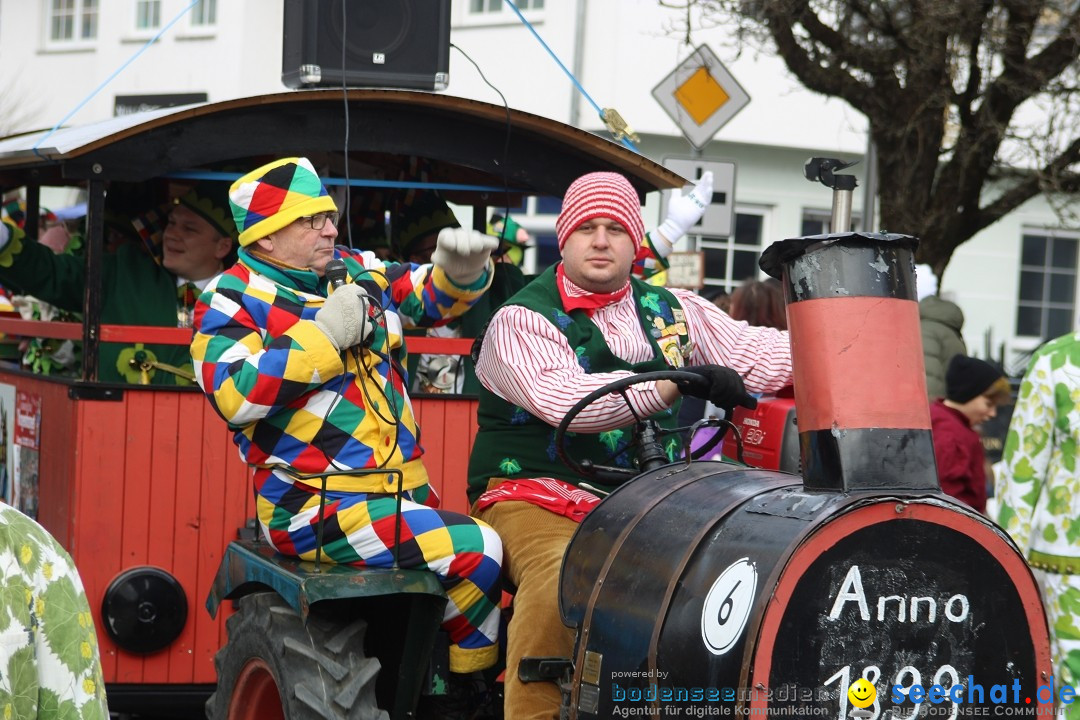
[653,45,750,149]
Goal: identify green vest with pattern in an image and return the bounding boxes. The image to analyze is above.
[467,266,692,503]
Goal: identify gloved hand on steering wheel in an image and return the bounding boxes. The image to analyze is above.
[674,365,757,410]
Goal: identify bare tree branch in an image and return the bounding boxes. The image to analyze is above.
[975,135,1080,233]
[760,0,875,108]
[665,0,1080,276]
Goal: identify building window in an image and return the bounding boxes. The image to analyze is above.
[191,0,216,26]
[800,208,860,236]
[136,0,161,30]
[700,210,769,293]
[49,0,98,42]
[1016,231,1079,339]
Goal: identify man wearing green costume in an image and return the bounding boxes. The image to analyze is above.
[467,171,793,719]
[0,182,235,384]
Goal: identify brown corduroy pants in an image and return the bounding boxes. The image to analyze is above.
[475,499,578,720]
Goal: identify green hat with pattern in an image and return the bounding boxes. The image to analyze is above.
[174,180,236,240]
[393,190,459,257]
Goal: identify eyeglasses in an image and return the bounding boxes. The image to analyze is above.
[295,212,339,230]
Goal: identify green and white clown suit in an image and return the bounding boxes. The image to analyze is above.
[0,504,109,720]
[995,331,1080,713]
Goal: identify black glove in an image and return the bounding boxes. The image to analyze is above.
[674,365,758,410]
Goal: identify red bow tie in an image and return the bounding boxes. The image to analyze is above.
[556,264,630,317]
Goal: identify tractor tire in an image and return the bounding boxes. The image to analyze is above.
[206,592,389,720]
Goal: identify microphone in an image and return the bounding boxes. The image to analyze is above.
[325,258,348,289]
[324,258,375,351]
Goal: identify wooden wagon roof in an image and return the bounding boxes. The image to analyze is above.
[0,89,686,200]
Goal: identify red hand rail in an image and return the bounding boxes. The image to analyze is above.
[0,318,477,355]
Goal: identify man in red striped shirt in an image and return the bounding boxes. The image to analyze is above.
[466,171,793,719]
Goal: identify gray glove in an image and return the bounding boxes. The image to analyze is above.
[314,285,373,351]
[430,227,497,285]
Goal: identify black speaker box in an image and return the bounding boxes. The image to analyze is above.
[282,0,451,91]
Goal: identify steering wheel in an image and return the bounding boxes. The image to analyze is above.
[553,370,746,486]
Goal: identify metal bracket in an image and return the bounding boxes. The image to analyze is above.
[601,108,641,144]
[68,384,124,401]
[518,656,573,683]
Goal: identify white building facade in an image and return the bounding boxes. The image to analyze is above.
[0,0,1074,368]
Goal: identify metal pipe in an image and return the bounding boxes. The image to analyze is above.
[861,138,878,230]
[830,189,853,233]
[570,0,587,125]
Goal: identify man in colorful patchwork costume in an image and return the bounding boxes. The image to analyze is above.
[466,171,793,719]
[190,157,504,675]
[0,182,235,384]
[995,332,1080,717]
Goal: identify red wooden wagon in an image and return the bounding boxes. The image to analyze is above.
[0,89,684,715]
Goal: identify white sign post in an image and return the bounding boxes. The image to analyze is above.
[665,251,705,290]
[652,44,750,149]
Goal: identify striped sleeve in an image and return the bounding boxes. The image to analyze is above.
[672,289,793,393]
[474,305,670,433]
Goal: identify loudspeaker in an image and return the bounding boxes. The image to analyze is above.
[282,0,451,91]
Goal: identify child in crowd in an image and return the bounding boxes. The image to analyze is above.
[930,354,1011,512]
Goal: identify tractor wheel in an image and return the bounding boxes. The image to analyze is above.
[206,592,389,720]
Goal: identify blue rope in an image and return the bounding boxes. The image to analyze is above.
[33,0,199,157]
[167,170,527,194]
[502,0,639,153]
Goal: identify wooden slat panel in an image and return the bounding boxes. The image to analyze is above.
[143,392,179,683]
[73,398,127,681]
[412,396,479,515]
[168,391,204,682]
[115,392,155,683]
[439,399,478,515]
[194,403,230,680]
[415,399,446,503]
[210,409,251,680]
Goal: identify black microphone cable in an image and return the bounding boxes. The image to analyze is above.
[451,42,514,253]
[324,259,404,468]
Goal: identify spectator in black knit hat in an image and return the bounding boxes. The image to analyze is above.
[929,354,1011,512]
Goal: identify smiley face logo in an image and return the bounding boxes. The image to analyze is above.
[847,678,876,709]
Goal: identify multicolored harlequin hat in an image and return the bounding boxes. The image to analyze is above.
[228,157,337,247]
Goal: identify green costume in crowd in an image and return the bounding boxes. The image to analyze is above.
[995,331,1080,716]
[0,220,195,384]
[0,503,109,720]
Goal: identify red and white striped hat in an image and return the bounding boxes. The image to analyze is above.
[555,172,645,252]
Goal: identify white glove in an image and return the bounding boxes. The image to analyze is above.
[655,171,714,250]
[314,285,373,351]
[430,227,497,285]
